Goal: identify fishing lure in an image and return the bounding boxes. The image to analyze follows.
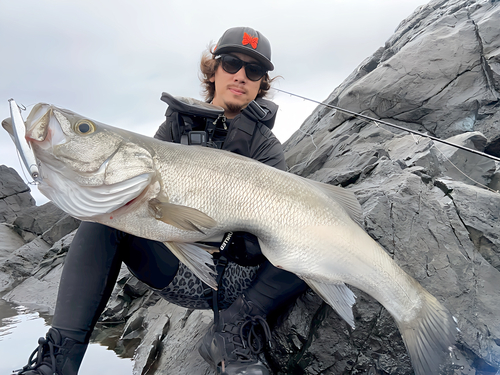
[8,99,40,181]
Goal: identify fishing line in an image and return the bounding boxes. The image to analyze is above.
[432,144,497,193]
[287,129,319,173]
[372,121,498,194]
[275,88,499,194]
[272,88,500,163]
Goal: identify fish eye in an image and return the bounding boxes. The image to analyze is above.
[74,119,95,135]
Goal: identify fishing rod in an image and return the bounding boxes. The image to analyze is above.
[273,88,500,163]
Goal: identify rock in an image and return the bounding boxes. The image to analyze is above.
[0,165,35,223]
[2,259,63,314]
[434,132,497,187]
[281,0,500,373]
[491,164,500,191]
[12,202,80,245]
[319,0,500,147]
[141,303,214,375]
[0,236,50,294]
[0,223,25,263]
[100,267,145,324]
[1,232,73,311]
[436,179,500,271]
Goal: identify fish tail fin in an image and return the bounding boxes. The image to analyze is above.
[397,288,457,375]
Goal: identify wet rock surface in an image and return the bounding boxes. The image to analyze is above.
[1,0,500,374]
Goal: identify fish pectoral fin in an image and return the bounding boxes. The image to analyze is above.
[164,241,218,290]
[305,278,356,329]
[149,198,217,234]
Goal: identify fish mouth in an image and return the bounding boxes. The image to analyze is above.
[24,103,66,149]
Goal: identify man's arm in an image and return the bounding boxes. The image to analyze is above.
[154,120,171,142]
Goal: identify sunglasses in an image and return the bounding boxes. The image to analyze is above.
[217,54,267,81]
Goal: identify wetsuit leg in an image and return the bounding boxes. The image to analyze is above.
[51,222,125,344]
[121,236,179,290]
[51,222,181,344]
[244,260,308,315]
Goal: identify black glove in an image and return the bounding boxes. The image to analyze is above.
[220,232,266,266]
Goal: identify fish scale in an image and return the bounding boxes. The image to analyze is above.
[2,102,458,375]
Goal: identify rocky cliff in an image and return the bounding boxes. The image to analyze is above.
[1,0,500,374]
[279,0,500,373]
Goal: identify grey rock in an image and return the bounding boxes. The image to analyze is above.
[2,259,63,314]
[143,303,214,375]
[41,214,81,246]
[280,0,500,373]
[0,165,35,223]
[318,0,500,145]
[0,236,50,294]
[1,232,74,312]
[490,163,500,191]
[436,179,500,271]
[100,268,150,324]
[434,132,497,187]
[12,201,80,244]
[0,223,25,263]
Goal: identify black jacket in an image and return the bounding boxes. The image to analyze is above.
[154,97,287,171]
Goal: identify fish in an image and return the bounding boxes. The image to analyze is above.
[2,102,457,375]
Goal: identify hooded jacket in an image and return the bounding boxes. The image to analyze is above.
[154,97,287,171]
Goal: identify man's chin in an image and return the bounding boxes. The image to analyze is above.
[225,102,244,114]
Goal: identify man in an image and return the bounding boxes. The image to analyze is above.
[16,27,307,375]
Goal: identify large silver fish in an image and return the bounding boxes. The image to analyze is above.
[2,103,457,375]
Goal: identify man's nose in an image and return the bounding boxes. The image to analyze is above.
[233,66,247,82]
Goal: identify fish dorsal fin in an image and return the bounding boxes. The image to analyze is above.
[149,198,217,234]
[305,179,364,228]
[164,242,218,290]
[304,278,357,328]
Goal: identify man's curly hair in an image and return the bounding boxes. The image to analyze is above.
[199,43,275,103]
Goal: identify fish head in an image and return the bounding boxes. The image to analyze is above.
[25,103,125,175]
[19,103,157,219]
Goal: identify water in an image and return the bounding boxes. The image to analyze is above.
[0,299,134,374]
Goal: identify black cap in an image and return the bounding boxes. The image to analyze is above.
[213,27,274,71]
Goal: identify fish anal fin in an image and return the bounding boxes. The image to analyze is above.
[305,278,356,329]
[149,198,217,234]
[164,241,218,290]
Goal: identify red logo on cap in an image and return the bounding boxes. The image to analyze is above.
[242,32,258,49]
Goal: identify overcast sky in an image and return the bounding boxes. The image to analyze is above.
[0,0,425,205]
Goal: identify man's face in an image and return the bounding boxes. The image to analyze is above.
[210,52,264,119]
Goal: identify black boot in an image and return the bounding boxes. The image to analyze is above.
[198,294,272,375]
[15,328,88,375]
